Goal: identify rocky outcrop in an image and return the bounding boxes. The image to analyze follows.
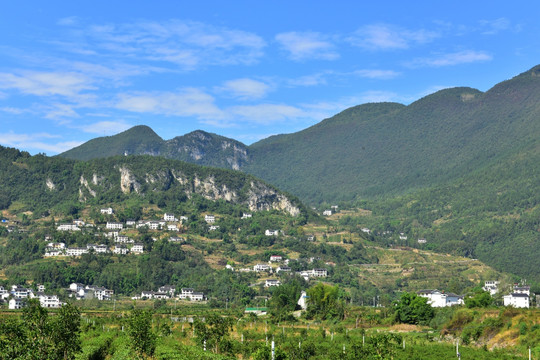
[246,181,301,216]
[45,178,56,191]
[118,166,141,194]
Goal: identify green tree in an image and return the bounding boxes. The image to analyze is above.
[464,290,493,308]
[306,283,346,320]
[126,309,157,359]
[51,303,82,360]
[193,313,234,354]
[394,292,434,325]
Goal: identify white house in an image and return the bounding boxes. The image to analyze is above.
[57,224,80,231]
[265,229,279,236]
[503,293,529,308]
[482,281,499,296]
[265,279,281,287]
[38,294,62,308]
[116,235,133,243]
[148,221,160,230]
[513,285,530,296]
[131,243,144,254]
[47,242,66,249]
[44,248,64,257]
[87,244,108,253]
[9,297,25,309]
[269,255,283,262]
[163,213,177,222]
[322,210,332,216]
[100,208,114,215]
[254,264,272,272]
[399,233,408,240]
[418,290,464,307]
[205,214,216,223]
[242,213,252,219]
[418,238,427,244]
[113,245,129,255]
[167,224,179,231]
[178,288,205,301]
[276,266,291,273]
[66,247,89,256]
[311,268,328,277]
[126,219,136,227]
[106,222,123,230]
[86,286,113,301]
[209,225,220,231]
[159,285,176,296]
[361,228,371,234]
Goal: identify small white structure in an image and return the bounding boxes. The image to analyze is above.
[159,285,176,296]
[113,245,129,255]
[311,268,328,277]
[297,291,308,311]
[66,247,89,256]
[269,255,283,262]
[361,228,371,234]
[87,244,108,254]
[167,224,179,231]
[418,290,464,308]
[276,266,291,273]
[254,264,272,272]
[169,236,185,243]
[418,238,427,244]
[57,224,80,231]
[116,235,133,243]
[482,281,499,296]
[265,229,279,236]
[38,294,62,308]
[9,297,25,309]
[178,288,205,301]
[399,233,408,240]
[503,293,529,308]
[100,208,114,215]
[164,213,177,222]
[265,279,281,287]
[47,242,66,249]
[106,222,123,230]
[242,213,252,219]
[322,210,332,216]
[209,225,220,231]
[513,285,530,296]
[205,214,215,223]
[131,243,144,254]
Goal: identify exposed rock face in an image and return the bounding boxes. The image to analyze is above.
[193,176,237,202]
[247,181,301,216]
[45,178,56,191]
[118,166,141,194]
[79,176,97,197]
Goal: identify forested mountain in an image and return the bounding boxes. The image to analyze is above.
[61,127,250,170]
[0,146,305,218]
[49,64,540,282]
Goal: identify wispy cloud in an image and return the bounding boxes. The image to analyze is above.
[348,24,439,50]
[0,131,82,154]
[479,18,515,35]
[407,50,492,68]
[228,103,305,124]
[0,71,95,97]
[64,20,266,70]
[217,78,271,100]
[275,32,339,61]
[77,120,133,135]
[115,88,224,119]
[353,69,401,79]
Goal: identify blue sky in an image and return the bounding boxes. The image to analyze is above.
[1,1,539,155]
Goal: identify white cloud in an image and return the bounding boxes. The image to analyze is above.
[229,104,306,124]
[353,69,401,79]
[288,72,329,87]
[407,50,493,68]
[479,18,512,35]
[275,32,339,61]
[0,71,95,97]
[116,88,224,119]
[218,78,271,100]
[80,20,266,69]
[0,131,82,154]
[349,24,439,50]
[44,103,80,120]
[77,120,132,135]
[57,16,79,26]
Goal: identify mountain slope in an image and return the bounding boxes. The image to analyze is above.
[60,128,250,170]
[0,145,304,217]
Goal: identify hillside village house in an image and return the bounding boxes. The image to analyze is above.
[113,245,129,255]
[106,222,123,230]
[163,213,177,222]
[9,297,25,309]
[66,247,88,256]
[482,281,500,295]
[131,243,144,254]
[179,288,205,301]
[254,264,272,272]
[265,229,279,236]
[169,236,185,243]
[418,290,464,307]
[57,223,80,231]
[241,213,252,219]
[205,214,216,223]
[100,207,114,215]
[276,266,291,273]
[503,293,529,308]
[115,235,133,243]
[418,238,427,244]
[126,219,136,227]
[167,224,179,231]
[209,225,220,231]
[269,255,283,262]
[322,210,332,216]
[265,279,281,287]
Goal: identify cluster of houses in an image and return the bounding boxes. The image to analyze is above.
[44,241,144,257]
[0,284,63,309]
[482,281,532,308]
[132,286,205,301]
[68,283,114,301]
[418,281,534,309]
